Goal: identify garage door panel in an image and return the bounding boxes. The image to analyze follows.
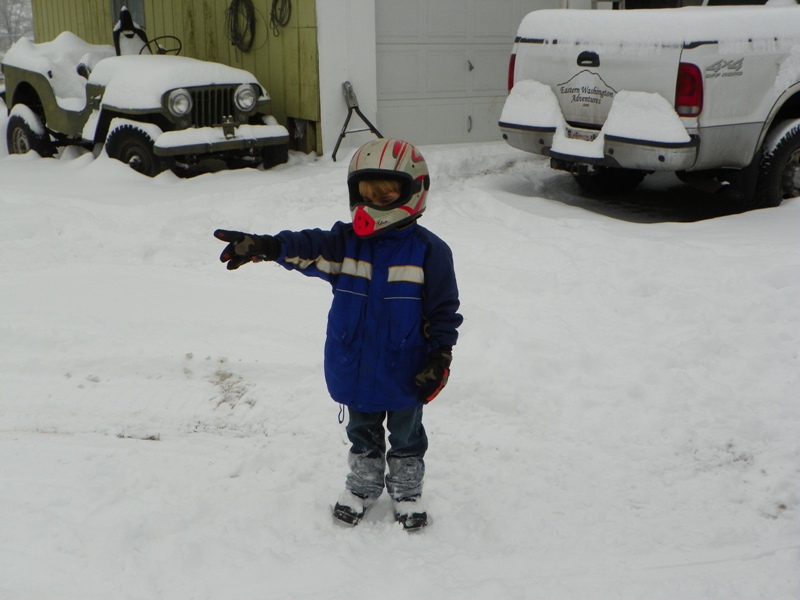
[376,0,423,39]
[470,98,508,141]
[378,99,507,146]
[377,48,422,97]
[427,0,469,38]
[427,50,468,94]
[378,103,427,145]
[471,47,512,93]
[475,0,517,38]
[426,103,469,144]
[378,100,468,145]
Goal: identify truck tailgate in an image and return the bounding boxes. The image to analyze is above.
[514,40,682,128]
[512,10,686,128]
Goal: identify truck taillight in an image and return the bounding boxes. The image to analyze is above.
[675,63,703,117]
[508,53,517,92]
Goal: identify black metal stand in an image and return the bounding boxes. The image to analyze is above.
[331,81,382,162]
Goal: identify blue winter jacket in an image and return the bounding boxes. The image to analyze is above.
[275,221,462,412]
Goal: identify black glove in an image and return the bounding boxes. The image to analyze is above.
[214,229,280,270]
[415,346,452,404]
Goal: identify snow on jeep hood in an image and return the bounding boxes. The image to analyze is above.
[89,56,265,109]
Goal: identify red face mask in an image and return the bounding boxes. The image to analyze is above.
[352,206,376,237]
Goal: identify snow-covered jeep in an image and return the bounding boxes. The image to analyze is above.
[1,11,289,176]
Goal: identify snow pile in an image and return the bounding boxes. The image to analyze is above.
[603,90,690,143]
[0,127,798,599]
[499,79,562,129]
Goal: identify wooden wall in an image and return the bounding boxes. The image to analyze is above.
[31,0,321,152]
[32,0,113,45]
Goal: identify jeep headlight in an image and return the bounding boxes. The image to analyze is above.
[234,84,257,112]
[168,89,193,117]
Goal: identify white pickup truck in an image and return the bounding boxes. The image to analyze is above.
[499,4,800,210]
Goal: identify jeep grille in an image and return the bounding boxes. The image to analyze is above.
[190,87,236,128]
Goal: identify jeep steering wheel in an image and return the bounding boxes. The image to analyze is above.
[141,35,182,56]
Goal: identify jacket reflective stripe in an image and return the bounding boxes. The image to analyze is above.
[284,255,372,280]
[388,265,424,284]
[342,258,372,280]
[283,255,338,273]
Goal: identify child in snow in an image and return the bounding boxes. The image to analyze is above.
[214,138,462,530]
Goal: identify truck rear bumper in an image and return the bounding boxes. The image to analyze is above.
[500,122,699,171]
[153,124,289,157]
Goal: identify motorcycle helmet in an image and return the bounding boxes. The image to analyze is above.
[347,138,430,237]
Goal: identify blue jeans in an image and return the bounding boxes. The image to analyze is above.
[345,405,428,502]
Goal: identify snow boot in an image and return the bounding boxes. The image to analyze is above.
[333,490,371,526]
[394,497,428,531]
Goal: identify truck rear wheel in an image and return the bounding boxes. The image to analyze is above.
[105,125,165,177]
[6,113,55,158]
[573,166,646,195]
[754,119,800,209]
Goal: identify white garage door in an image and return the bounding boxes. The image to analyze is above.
[375,0,558,146]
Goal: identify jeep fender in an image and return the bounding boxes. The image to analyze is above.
[8,81,45,122]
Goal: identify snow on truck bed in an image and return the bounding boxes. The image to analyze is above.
[517,5,800,50]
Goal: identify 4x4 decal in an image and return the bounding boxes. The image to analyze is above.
[705,58,744,78]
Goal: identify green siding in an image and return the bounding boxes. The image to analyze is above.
[32,0,112,45]
[31,0,321,152]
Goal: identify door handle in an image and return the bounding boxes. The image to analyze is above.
[467,59,474,71]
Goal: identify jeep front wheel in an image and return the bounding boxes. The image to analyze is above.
[6,113,55,157]
[105,125,165,177]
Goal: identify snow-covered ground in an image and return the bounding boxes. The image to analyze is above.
[1,103,798,599]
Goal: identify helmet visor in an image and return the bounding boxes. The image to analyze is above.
[348,172,414,210]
